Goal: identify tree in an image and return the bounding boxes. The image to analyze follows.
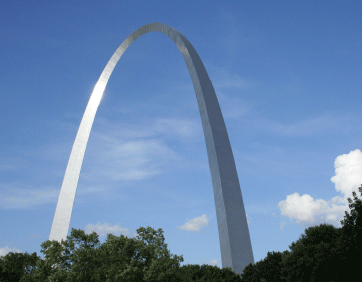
[281,223,343,282]
[178,264,243,282]
[33,226,184,282]
[240,186,362,282]
[335,184,362,280]
[241,251,289,282]
[240,262,258,282]
[0,251,39,282]
[96,226,184,281]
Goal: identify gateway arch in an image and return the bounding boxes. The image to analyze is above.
[50,22,254,275]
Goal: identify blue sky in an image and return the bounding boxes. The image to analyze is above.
[1,0,362,269]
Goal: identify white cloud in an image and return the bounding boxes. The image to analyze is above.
[104,139,179,180]
[0,183,103,210]
[213,70,249,91]
[0,186,59,209]
[331,149,362,200]
[82,138,181,183]
[217,93,250,119]
[68,114,203,184]
[0,246,21,257]
[85,222,131,238]
[278,149,362,228]
[76,186,106,195]
[205,66,252,119]
[177,214,210,231]
[151,118,201,140]
[0,164,15,171]
[280,222,287,229]
[94,117,201,141]
[202,259,219,266]
[255,113,351,137]
[278,192,348,228]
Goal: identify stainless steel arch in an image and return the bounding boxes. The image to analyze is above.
[49,22,254,275]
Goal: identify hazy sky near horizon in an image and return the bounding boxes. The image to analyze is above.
[1,0,362,269]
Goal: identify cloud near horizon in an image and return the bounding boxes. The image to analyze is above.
[0,246,21,257]
[85,222,132,238]
[202,259,220,266]
[278,149,362,228]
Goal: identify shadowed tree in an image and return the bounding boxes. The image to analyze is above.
[334,185,362,280]
[281,223,343,282]
[0,251,39,282]
[240,251,289,282]
[177,264,243,282]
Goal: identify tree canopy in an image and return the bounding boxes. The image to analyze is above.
[2,185,361,281]
[33,226,186,282]
[1,226,242,281]
[0,251,39,282]
[241,185,362,282]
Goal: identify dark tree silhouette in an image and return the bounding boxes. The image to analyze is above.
[0,252,39,282]
[241,251,289,282]
[334,185,362,280]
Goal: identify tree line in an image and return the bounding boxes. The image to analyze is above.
[1,186,361,281]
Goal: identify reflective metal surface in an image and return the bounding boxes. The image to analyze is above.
[49,22,254,275]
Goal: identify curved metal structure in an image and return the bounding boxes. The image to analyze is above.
[49,22,254,274]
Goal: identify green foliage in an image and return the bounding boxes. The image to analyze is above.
[31,226,184,282]
[334,185,362,280]
[242,185,362,282]
[93,226,184,282]
[241,251,289,282]
[340,185,362,251]
[281,223,343,282]
[5,187,362,282]
[178,264,243,282]
[0,251,39,282]
[240,262,257,282]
